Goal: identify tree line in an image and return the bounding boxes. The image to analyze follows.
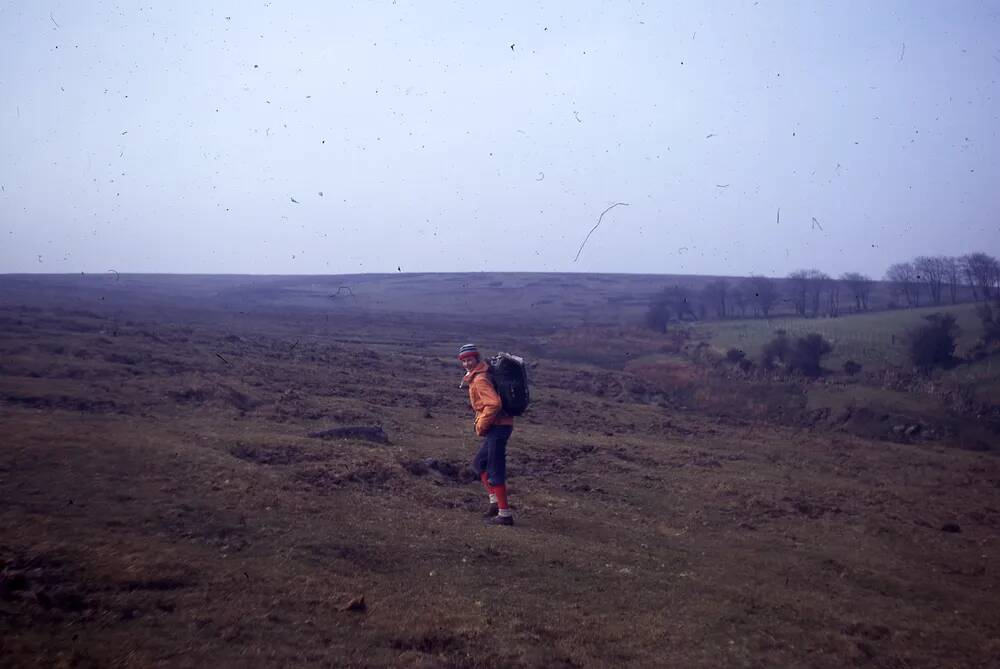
[885,253,1000,307]
[645,252,1000,330]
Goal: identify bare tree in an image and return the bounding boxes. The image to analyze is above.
[940,256,961,304]
[701,279,729,318]
[960,253,1000,301]
[886,262,921,307]
[670,285,700,321]
[840,272,873,312]
[731,286,748,318]
[827,278,841,317]
[788,269,829,317]
[914,256,946,305]
[786,270,811,316]
[807,271,831,317]
[961,255,979,300]
[746,275,778,318]
[644,298,671,333]
[650,285,698,322]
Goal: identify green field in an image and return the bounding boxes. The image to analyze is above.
[696,303,986,369]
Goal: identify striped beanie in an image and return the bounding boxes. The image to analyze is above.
[457,343,480,360]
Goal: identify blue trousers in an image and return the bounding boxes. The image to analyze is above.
[472,425,513,486]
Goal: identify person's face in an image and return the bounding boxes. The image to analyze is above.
[461,355,479,372]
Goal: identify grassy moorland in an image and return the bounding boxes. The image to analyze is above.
[1,274,998,668]
[695,302,987,369]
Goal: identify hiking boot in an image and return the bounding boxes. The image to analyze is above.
[482,503,499,519]
[484,514,514,526]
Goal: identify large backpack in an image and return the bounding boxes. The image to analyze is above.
[488,352,531,416]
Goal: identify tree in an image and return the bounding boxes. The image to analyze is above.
[961,255,979,300]
[787,269,829,317]
[940,256,961,304]
[702,279,729,318]
[827,279,841,317]
[886,262,921,307]
[644,285,699,331]
[960,253,1000,301]
[731,287,748,318]
[807,271,831,317]
[840,272,873,312]
[644,298,672,333]
[909,313,958,371]
[914,256,946,305]
[746,276,778,318]
[787,270,810,316]
[663,285,699,321]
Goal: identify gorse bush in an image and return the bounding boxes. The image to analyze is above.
[761,333,790,369]
[786,333,834,378]
[976,303,1000,345]
[644,301,671,334]
[909,313,958,370]
[761,332,833,377]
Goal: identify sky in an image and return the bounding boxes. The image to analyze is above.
[1,1,998,277]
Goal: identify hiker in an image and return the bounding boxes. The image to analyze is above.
[458,343,515,526]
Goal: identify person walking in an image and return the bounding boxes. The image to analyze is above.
[458,344,515,526]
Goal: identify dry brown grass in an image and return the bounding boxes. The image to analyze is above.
[1,278,999,667]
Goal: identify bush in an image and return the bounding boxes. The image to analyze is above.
[725,348,746,363]
[644,301,671,333]
[843,360,862,375]
[976,303,1000,345]
[909,313,958,370]
[761,334,790,369]
[738,359,754,373]
[786,333,833,377]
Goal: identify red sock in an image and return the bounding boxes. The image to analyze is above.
[494,484,509,510]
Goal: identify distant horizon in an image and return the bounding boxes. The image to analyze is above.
[3,259,995,284]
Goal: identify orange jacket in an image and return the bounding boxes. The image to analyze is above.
[464,361,514,436]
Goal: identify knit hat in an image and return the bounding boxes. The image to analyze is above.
[457,343,480,360]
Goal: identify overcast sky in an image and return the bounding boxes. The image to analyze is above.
[2,1,998,277]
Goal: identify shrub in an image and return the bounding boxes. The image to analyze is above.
[644,301,671,333]
[725,348,746,363]
[976,303,1000,345]
[761,334,790,369]
[908,313,958,371]
[843,360,862,375]
[786,333,834,378]
[738,359,754,373]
